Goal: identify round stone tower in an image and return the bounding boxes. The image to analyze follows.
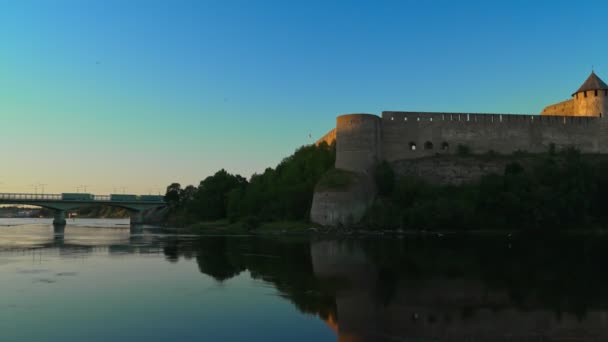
[335,114,382,174]
[571,71,608,117]
[310,113,381,227]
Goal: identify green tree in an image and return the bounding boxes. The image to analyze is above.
[165,183,182,208]
[374,160,395,196]
[192,169,248,220]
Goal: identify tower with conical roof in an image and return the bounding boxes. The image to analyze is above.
[542,71,608,117]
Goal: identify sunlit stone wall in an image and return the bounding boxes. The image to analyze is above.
[542,90,608,117]
[381,111,606,160]
[541,98,576,116]
[315,128,337,146]
[335,114,382,174]
[572,89,608,116]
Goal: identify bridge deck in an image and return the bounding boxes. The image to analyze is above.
[0,193,165,204]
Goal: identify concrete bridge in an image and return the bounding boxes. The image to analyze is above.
[0,193,166,226]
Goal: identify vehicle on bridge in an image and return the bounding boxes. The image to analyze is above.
[61,193,93,201]
[139,195,164,202]
[109,194,164,202]
[110,194,139,201]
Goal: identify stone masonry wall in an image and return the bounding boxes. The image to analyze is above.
[542,91,608,117]
[572,90,608,116]
[382,111,607,161]
[311,110,608,226]
[310,114,381,227]
[541,99,575,116]
[335,114,382,174]
[315,128,336,146]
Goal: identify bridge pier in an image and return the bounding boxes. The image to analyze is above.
[53,210,67,225]
[53,224,65,234]
[130,225,144,235]
[53,224,65,245]
[129,210,144,226]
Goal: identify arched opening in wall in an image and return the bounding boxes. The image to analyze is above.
[441,142,449,151]
[424,141,433,150]
[409,142,417,151]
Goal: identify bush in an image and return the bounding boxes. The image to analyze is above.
[548,143,557,155]
[374,161,395,196]
[364,199,400,230]
[457,144,471,156]
[505,162,524,175]
[243,216,261,231]
[363,148,608,231]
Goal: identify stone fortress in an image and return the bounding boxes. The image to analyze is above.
[311,72,608,226]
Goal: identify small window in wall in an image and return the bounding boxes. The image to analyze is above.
[584,91,588,98]
[409,142,417,151]
[595,90,598,97]
[441,142,449,151]
[424,141,433,150]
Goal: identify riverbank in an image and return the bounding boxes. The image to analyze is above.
[173,219,608,237]
[185,219,313,234]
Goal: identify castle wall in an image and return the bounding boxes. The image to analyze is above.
[381,111,606,161]
[544,91,608,117]
[335,114,382,174]
[315,128,337,146]
[310,174,375,227]
[541,99,575,116]
[312,110,608,226]
[310,114,381,226]
[572,90,608,117]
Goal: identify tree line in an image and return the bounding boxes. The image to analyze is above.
[164,142,335,227]
[164,141,608,231]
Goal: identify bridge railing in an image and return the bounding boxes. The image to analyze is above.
[0,193,62,201]
[0,193,164,203]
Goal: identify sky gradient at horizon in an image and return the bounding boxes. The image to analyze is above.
[1,0,607,194]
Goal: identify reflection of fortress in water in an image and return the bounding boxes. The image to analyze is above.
[311,239,608,341]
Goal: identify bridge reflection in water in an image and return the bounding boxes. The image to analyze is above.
[0,192,165,226]
[4,230,608,341]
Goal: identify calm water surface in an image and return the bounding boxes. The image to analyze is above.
[1,219,608,341]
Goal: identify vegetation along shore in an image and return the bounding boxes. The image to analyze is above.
[158,142,608,234]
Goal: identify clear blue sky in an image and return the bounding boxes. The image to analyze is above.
[0,0,605,193]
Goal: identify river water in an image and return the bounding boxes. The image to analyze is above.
[1,219,608,341]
